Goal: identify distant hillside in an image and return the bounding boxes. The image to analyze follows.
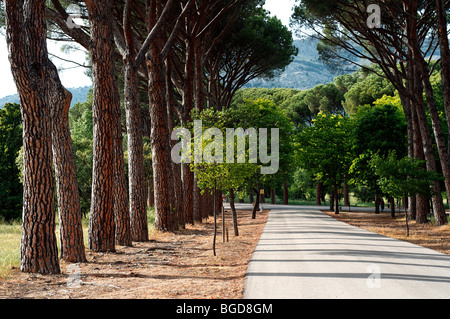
[0,86,91,108]
[244,38,355,90]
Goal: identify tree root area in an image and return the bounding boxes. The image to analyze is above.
[0,209,268,299]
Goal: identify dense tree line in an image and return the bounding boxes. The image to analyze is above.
[233,61,446,220]
[291,0,450,225]
[2,0,448,276]
[2,0,296,274]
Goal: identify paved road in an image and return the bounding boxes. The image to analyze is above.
[241,205,450,299]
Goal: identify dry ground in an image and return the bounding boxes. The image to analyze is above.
[0,209,268,299]
[323,210,450,256]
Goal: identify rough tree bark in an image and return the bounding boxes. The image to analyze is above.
[435,0,450,148]
[47,61,87,262]
[407,1,448,226]
[283,181,289,205]
[251,188,260,219]
[113,85,132,247]
[5,0,60,274]
[85,0,117,252]
[229,189,239,236]
[316,182,322,205]
[147,43,176,231]
[124,63,148,242]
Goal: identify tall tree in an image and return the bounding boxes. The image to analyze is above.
[145,0,193,231]
[84,0,118,252]
[4,0,60,274]
[47,61,87,262]
[297,112,353,214]
[435,0,450,148]
[109,0,177,240]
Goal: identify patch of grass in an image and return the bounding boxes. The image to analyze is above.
[0,209,157,279]
[147,207,156,234]
[0,221,22,279]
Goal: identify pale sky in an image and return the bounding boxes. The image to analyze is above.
[0,0,296,99]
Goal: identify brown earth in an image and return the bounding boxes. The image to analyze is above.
[0,209,268,299]
[323,210,450,256]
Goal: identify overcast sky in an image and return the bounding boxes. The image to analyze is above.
[0,0,296,99]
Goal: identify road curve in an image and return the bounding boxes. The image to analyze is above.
[241,205,450,299]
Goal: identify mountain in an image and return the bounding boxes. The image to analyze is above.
[244,38,354,90]
[0,86,92,108]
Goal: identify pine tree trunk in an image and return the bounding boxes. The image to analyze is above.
[412,62,448,225]
[148,178,155,208]
[316,182,322,205]
[389,196,395,218]
[260,189,265,203]
[374,195,380,214]
[86,1,117,252]
[343,182,350,207]
[125,64,148,242]
[251,188,260,219]
[166,75,183,230]
[147,44,176,231]
[113,88,132,247]
[330,190,335,212]
[407,2,448,226]
[334,186,340,215]
[283,181,289,205]
[47,62,86,262]
[182,163,194,224]
[193,176,203,223]
[435,0,450,149]
[408,82,421,221]
[270,188,276,204]
[194,38,205,111]
[399,90,416,221]
[229,189,239,236]
[411,89,427,224]
[5,0,60,274]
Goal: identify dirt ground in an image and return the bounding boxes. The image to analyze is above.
[323,210,450,256]
[0,209,268,299]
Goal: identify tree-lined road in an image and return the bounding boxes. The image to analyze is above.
[242,205,450,299]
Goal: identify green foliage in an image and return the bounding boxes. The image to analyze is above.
[190,98,295,197]
[371,152,443,200]
[69,90,94,215]
[341,70,396,115]
[352,103,407,157]
[227,8,299,80]
[296,112,352,189]
[189,107,258,198]
[288,168,316,201]
[348,101,408,199]
[0,103,23,221]
[353,185,376,203]
[300,82,344,115]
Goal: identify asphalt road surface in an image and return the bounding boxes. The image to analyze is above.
[241,205,450,299]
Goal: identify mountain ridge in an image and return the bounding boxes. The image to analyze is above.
[244,38,354,90]
[0,86,92,108]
